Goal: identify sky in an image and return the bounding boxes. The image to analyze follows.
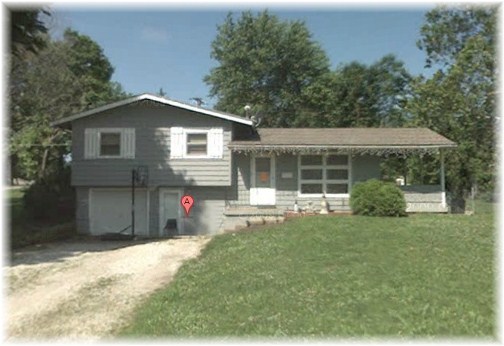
[50,5,436,108]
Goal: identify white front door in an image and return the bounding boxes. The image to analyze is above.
[159,189,183,236]
[250,155,276,206]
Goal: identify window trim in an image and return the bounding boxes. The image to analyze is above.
[97,128,123,159]
[85,127,135,159]
[298,153,352,198]
[169,127,223,160]
[99,132,121,158]
[185,130,209,158]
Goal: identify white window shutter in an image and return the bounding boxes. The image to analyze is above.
[208,128,224,158]
[121,128,135,158]
[84,128,99,159]
[170,127,184,158]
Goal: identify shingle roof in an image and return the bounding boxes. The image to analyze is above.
[229,128,456,148]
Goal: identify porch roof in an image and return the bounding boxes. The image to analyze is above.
[228,128,456,155]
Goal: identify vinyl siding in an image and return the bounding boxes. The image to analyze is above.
[228,153,251,207]
[181,187,227,235]
[231,153,382,211]
[75,185,227,236]
[71,102,232,187]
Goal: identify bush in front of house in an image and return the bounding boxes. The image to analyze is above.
[23,167,75,221]
[350,179,407,217]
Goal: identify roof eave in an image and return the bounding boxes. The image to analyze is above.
[51,94,253,127]
[228,144,457,149]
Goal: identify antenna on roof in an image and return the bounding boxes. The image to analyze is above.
[244,104,262,127]
[190,97,205,107]
[244,104,251,119]
[251,113,262,128]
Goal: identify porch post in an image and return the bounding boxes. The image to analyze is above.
[440,150,446,208]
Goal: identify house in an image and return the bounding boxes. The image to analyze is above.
[52,94,456,237]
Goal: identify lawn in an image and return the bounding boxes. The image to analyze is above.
[120,201,496,339]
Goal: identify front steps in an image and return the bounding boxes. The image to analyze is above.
[221,207,285,233]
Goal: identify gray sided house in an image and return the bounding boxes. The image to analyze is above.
[52,94,456,237]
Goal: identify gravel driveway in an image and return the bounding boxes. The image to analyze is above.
[5,236,210,341]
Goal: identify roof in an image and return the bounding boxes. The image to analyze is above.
[229,128,456,150]
[51,93,253,127]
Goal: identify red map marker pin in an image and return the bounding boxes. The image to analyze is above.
[181,195,194,217]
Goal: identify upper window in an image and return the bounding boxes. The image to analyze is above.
[100,133,121,157]
[170,127,223,159]
[299,154,350,196]
[186,133,208,156]
[84,128,135,159]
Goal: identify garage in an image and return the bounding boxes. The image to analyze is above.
[89,189,149,236]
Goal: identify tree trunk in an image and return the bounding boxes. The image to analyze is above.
[9,155,14,186]
[39,147,49,179]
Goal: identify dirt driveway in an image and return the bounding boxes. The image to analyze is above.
[5,236,210,341]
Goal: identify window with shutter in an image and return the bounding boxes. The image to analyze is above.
[84,128,99,159]
[208,128,223,158]
[122,128,136,158]
[171,128,223,159]
[186,133,208,156]
[100,133,121,156]
[84,128,135,159]
[170,127,184,158]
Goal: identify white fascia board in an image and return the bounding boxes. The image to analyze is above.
[51,94,253,127]
[228,144,457,150]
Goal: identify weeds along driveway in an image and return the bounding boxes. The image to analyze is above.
[5,236,211,341]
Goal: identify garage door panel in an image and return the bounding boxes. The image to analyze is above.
[90,189,148,236]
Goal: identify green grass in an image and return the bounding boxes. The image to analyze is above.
[119,201,496,339]
[8,188,25,221]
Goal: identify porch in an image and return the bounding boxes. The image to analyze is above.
[221,183,448,232]
[227,128,455,218]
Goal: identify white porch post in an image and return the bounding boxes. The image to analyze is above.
[440,150,446,208]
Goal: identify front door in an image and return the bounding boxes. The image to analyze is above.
[250,155,276,206]
[159,189,183,236]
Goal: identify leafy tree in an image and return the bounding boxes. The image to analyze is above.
[409,5,497,210]
[8,7,49,57]
[63,29,121,106]
[205,10,330,127]
[9,29,130,181]
[10,40,83,180]
[417,5,496,68]
[299,55,412,127]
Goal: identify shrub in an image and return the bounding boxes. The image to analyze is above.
[23,167,75,222]
[350,179,407,217]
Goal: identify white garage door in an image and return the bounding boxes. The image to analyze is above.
[90,189,148,236]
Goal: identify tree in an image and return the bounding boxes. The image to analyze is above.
[63,29,120,106]
[9,29,129,181]
[417,5,496,68]
[10,40,85,180]
[205,10,330,127]
[8,7,49,57]
[409,5,497,210]
[298,55,412,127]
